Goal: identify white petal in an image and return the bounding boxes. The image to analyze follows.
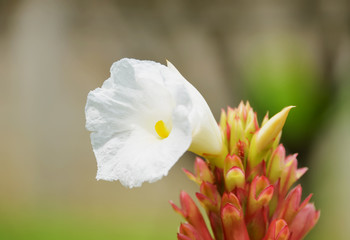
[85,58,193,188]
[93,105,191,188]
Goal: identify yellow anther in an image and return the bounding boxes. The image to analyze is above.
[155,120,170,139]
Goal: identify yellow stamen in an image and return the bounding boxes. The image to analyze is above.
[155,120,170,139]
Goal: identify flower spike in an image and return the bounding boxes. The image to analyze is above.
[171,103,318,240]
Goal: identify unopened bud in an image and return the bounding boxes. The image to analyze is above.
[267,144,285,184]
[248,106,294,168]
[194,157,214,183]
[256,106,294,152]
[264,219,290,240]
[248,176,274,215]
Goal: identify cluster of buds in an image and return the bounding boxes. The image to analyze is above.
[170,102,319,240]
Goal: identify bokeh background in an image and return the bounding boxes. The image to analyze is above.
[1,0,349,239]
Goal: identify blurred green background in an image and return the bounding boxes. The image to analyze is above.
[0,0,349,239]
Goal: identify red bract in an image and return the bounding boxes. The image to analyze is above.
[170,191,213,240]
[170,102,319,240]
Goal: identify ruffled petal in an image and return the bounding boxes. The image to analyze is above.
[86,58,193,188]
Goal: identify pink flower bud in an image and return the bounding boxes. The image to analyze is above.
[275,185,312,224]
[289,203,320,240]
[248,176,274,216]
[220,193,250,240]
[280,155,307,196]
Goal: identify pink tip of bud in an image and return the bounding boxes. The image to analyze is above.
[264,219,290,240]
[252,176,273,201]
[221,203,242,221]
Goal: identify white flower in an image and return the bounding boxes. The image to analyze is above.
[85,58,223,188]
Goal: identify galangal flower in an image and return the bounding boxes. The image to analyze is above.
[85,58,224,188]
[85,58,319,239]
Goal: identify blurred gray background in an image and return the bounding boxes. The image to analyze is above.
[0,0,349,239]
